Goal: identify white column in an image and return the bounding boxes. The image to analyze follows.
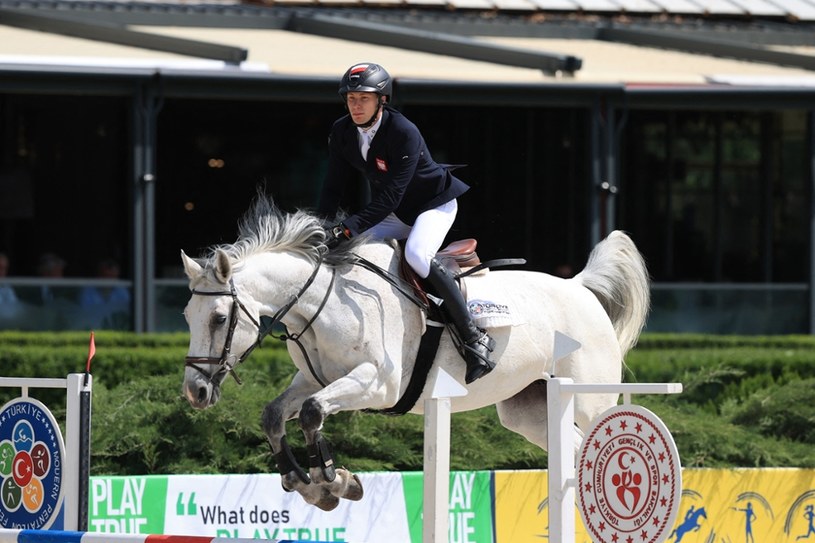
[547,377,576,543]
[423,396,451,543]
[423,367,469,543]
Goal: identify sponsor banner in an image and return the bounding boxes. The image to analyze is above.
[401,471,494,543]
[89,476,166,534]
[494,470,592,543]
[677,468,815,543]
[88,469,815,542]
[89,473,410,542]
[495,469,815,543]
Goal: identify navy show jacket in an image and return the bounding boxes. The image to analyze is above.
[318,106,469,236]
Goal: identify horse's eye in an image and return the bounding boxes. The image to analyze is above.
[213,314,228,326]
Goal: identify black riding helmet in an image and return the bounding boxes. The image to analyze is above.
[339,63,392,128]
[338,62,393,101]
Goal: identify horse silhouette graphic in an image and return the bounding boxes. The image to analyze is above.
[670,506,707,542]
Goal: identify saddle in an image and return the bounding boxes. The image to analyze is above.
[383,239,524,415]
[398,238,481,308]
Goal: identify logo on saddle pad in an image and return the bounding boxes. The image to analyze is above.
[577,404,681,543]
[467,299,509,318]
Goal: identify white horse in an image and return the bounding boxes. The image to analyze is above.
[180,196,650,512]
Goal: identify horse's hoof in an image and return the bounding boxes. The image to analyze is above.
[343,473,364,501]
[330,469,364,502]
[315,490,340,512]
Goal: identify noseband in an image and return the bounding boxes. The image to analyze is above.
[184,254,332,387]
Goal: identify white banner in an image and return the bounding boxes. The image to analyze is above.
[163,473,409,542]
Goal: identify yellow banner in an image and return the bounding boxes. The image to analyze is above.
[494,468,815,543]
[494,470,593,542]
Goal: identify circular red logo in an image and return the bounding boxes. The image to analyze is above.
[12,451,33,488]
[578,404,681,543]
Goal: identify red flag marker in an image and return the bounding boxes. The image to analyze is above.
[86,331,96,373]
[84,331,95,386]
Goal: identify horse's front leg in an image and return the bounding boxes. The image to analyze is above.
[261,372,322,499]
[298,361,394,507]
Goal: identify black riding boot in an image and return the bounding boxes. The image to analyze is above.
[426,258,496,384]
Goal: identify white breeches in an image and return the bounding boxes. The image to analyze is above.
[366,199,458,278]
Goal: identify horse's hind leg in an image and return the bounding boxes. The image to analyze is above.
[496,380,551,451]
[496,380,584,456]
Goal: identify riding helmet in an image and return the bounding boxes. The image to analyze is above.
[339,63,392,100]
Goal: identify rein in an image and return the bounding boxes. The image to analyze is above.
[185,253,331,387]
[352,256,428,310]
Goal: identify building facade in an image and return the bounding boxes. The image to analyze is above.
[0,1,813,334]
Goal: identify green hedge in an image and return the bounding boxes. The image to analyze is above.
[1,331,814,473]
[0,331,294,389]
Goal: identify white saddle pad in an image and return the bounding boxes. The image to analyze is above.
[460,274,526,328]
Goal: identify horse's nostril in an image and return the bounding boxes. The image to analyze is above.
[197,387,208,404]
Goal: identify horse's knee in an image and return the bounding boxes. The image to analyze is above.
[261,400,286,437]
[299,397,324,433]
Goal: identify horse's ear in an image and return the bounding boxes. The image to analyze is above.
[180,250,204,280]
[214,249,232,284]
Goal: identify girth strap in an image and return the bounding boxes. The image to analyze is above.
[380,323,444,415]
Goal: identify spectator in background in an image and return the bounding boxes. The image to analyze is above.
[0,252,18,308]
[34,252,66,305]
[79,258,130,329]
[79,258,130,307]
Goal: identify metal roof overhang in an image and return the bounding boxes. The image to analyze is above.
[6,3,815,78]
[0,63,609,104]
[621,85,815,110]
[2,63,815,111]
[285,13,582,75]
[3,2,815,107]
[0,7,249,63]
[0,6,583,75]
[597,25,815,72]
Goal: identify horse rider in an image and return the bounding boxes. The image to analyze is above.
[318,62,495,384]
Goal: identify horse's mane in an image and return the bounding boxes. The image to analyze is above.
[204,193,367,269]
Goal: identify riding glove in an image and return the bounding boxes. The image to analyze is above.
[325,223,351,250]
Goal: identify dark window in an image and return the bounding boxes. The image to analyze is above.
[0,94,130,278]
[155,100,591,277]
[401,105,591,274]
[619,110,809,283]
[155,99,338,276]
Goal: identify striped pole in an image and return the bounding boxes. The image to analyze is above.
[0,530,330,543]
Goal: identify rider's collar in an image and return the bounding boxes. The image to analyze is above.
[357,112,382,138]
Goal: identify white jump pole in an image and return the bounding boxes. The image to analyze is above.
[423,395,451,543]
[423,367,469,543]
[546,376,577,543]
[546,378,683,542]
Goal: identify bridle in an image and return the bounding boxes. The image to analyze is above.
[184,253,334,387]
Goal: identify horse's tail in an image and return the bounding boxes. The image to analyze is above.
[573,230,650,358]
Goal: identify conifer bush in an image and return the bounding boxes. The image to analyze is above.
[2,331,815,473]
